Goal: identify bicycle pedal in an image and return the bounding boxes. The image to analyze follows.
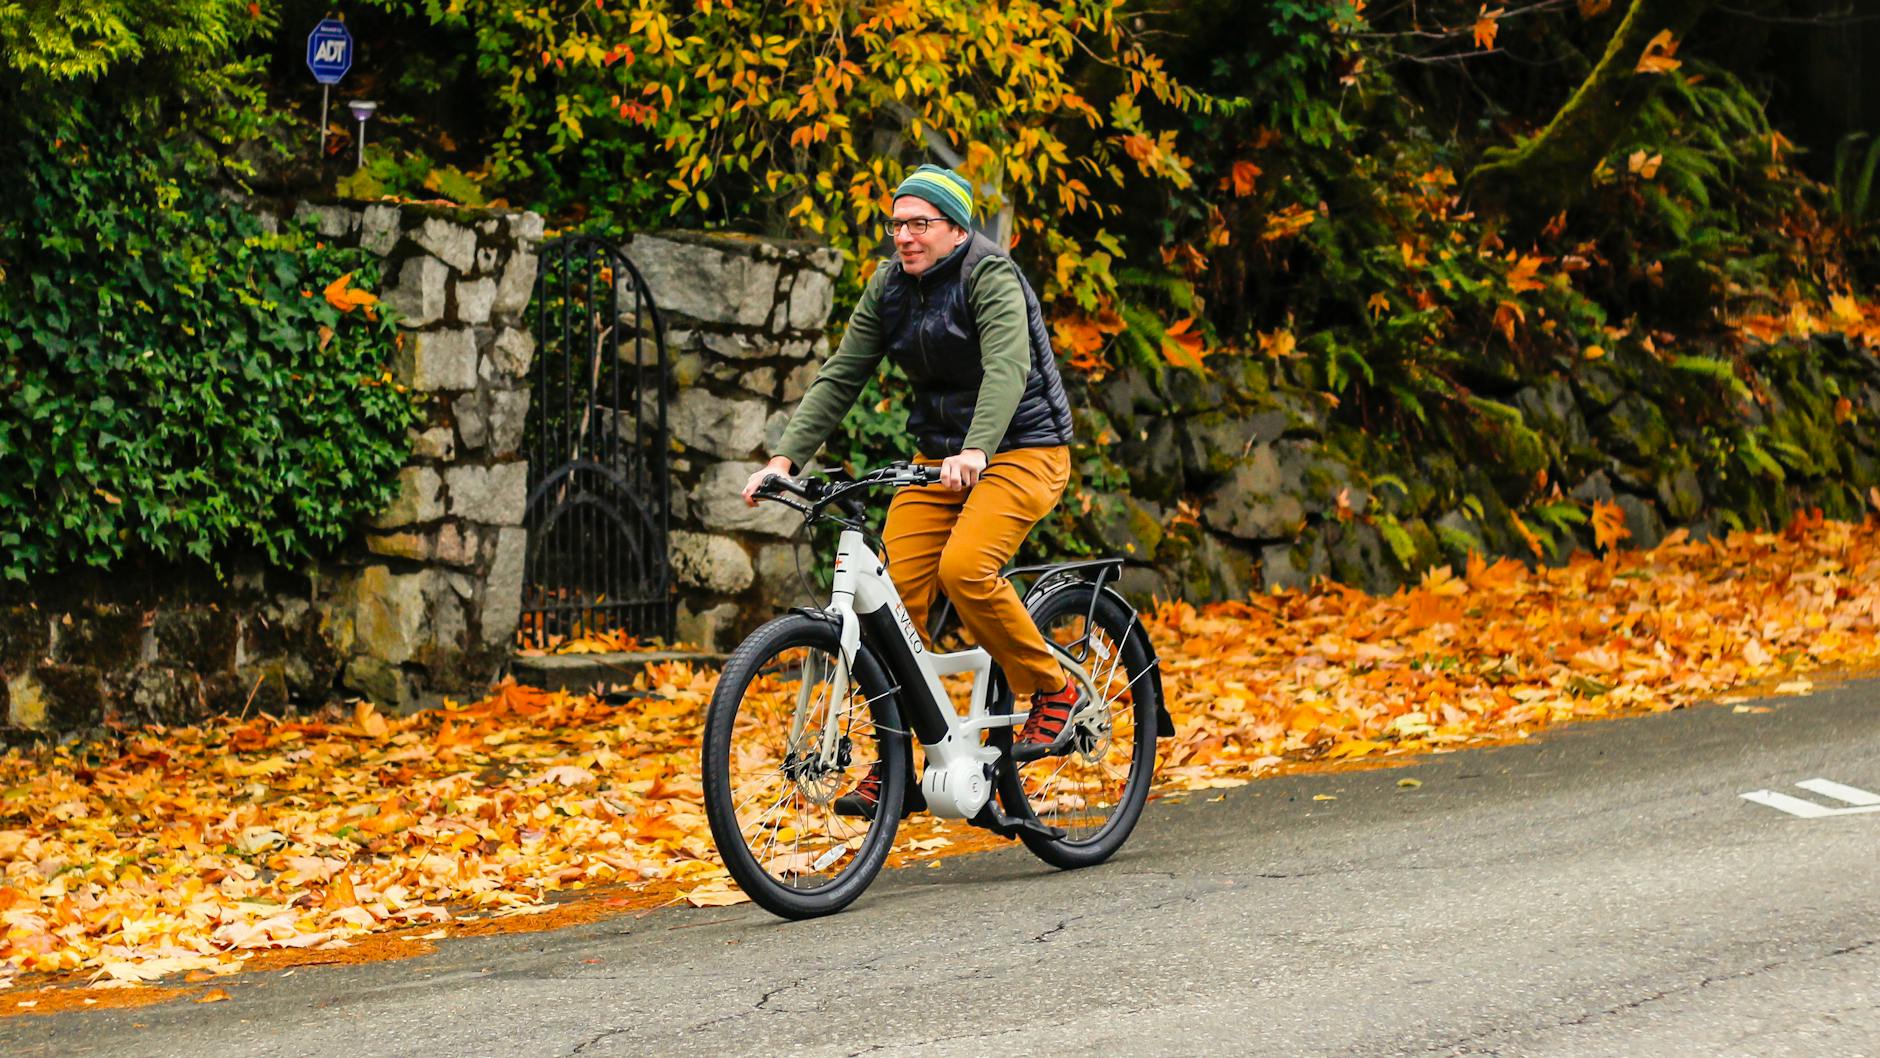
[967,803,1066,842]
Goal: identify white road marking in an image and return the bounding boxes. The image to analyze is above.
[1794,778,1880,806]
[1741,778,1880,818]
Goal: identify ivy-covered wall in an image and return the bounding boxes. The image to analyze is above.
[1,201,544,738]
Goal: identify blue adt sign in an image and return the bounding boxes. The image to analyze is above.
[306,19,353,85]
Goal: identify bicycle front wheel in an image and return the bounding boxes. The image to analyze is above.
[992,586,1159,869]
[702,614,908,919]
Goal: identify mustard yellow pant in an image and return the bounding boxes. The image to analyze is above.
[883,446,1072,696]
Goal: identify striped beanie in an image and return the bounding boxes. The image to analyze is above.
[892,164,974,230]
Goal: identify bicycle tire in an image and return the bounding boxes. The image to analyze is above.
[991,586,1158,869]
[702,613,909,918]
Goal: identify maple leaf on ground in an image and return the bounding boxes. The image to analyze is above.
[682,881,751,908]
[1473,6,1505,50]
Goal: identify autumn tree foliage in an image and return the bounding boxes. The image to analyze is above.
[392,0,1220,316]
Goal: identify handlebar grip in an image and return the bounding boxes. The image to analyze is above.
[755,473,811,499]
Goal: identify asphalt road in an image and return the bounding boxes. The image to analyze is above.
[8,680,1877,1058]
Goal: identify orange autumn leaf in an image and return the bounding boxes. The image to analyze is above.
[1161,316,1208,369]
[1635,29,1682,75]
[1472,6,1505,50]
[1590,501,1632,553]
[1627,150,1663,179]
[1261,204,1318,241]
[1493,300,1525,343]
[1366,292,1390,319]
[1230,160,1261,197]
[1578,0,1612,15]
[1505,253,1547,293]
[1513,516,1545,558]
[322,272,380,315]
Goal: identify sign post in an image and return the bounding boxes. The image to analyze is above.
[305,18,354,159]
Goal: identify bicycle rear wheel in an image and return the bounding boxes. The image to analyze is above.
[991,586,1158,869]
[702,614,908,918]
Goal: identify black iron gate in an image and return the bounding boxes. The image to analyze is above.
[520,235,673,648]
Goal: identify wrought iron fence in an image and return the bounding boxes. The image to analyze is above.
[519,235,673,648]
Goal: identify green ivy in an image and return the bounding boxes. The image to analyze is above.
[0,104,420,580]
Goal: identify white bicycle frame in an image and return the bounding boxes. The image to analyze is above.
[808,526,1106,819]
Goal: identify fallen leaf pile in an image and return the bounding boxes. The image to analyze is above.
[1151,515,1880,788]
[6,515,1880,989]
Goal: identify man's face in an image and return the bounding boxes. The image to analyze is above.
[891,196,969,276]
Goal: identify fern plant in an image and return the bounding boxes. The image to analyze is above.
[1831,132,1880,230]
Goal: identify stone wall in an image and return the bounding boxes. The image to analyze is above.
[0,564,340,736]
[292,201,544,707]
[1,201,544,738]
[1078,331,1880,606]
[610,232,844,650]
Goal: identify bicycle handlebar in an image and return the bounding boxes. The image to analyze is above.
[753,461,943,521]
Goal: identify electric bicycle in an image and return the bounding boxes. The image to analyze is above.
[700,461,1171,919]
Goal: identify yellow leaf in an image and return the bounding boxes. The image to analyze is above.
[1635,29,1682,74]
[1397,778,1422,788]
[1258,328,1297,359]
[1829,293,1862,325]
[683,883,751,908]
[1366,292,1390,319]
[1584,344,1606,360]
[195,988,232,1004]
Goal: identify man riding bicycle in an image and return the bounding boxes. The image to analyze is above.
[740,164,1080,815]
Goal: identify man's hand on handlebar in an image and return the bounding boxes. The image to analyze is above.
[742,455,796,507]
[938,448,987,492]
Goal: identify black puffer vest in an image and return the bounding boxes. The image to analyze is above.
[873,233,1075,458]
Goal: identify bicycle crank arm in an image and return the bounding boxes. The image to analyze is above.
[966,801,1067,842]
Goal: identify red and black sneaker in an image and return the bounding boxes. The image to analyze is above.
[833,760,925,819]
[1012,679,1081,763]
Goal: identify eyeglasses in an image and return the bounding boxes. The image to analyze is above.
[886,216,950,237]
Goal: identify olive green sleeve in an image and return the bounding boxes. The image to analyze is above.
[961,256,1032,456]
[770,266,890,473]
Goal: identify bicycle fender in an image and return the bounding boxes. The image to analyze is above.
[1025,580,1174,739]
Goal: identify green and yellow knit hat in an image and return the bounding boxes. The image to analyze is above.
[892,164,974,230]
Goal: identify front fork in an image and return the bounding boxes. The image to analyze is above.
[787,600,861,772]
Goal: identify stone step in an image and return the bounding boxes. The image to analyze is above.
[507,650,728,695]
